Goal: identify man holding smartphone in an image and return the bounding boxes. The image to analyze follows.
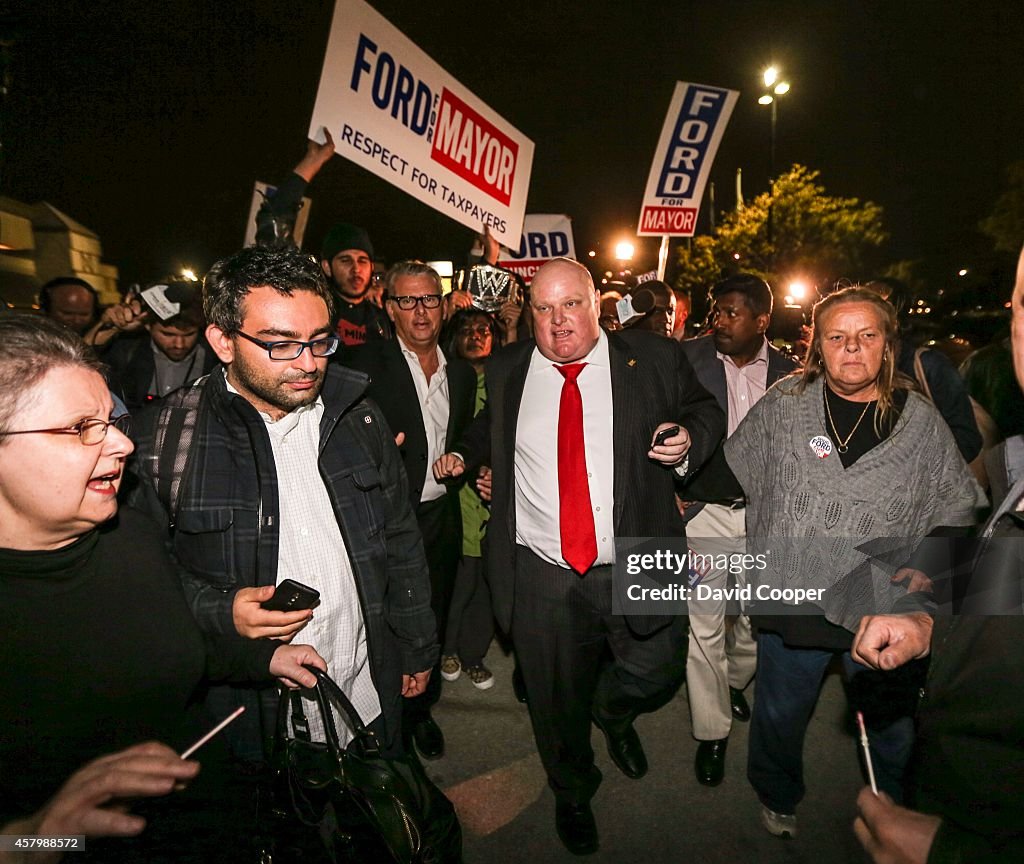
[131,245,438,761]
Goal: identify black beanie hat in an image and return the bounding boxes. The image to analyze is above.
[321,223,374,262]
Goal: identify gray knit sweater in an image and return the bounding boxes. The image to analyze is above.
[724,376,986,632]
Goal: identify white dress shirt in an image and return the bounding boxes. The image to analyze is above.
[227,377,381,744]
[398,339,450,503]
[718,338,770,436]
[515,330,616,568]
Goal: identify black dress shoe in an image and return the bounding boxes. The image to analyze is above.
[592,714,648,779]
[409,715,445,760]
[512,665,528,704]
[729,687,751,721]
[555,801,598,855]
[695,738,727,786]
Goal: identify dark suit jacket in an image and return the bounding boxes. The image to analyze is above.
[104,333,218,414]
[458,329,725,635]
[346,339,478,512]
[678,334,798,510]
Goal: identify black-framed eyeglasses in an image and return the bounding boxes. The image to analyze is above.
[1,414,132,446]
[388,294,443,310]
[234,330,339,360]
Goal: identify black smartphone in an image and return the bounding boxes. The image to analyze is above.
[653,425,680,446]
[261,579,320,612]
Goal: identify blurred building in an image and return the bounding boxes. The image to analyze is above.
[0,196,119,309]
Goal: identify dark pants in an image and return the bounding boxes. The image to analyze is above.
[511,546,687,804]
[405,493,461,723]
[442,554,494,666]
[748,631,915,814]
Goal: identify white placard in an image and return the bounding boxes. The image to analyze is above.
[309,0,534,247]
[495,213,576,285]
[637,82,739,237]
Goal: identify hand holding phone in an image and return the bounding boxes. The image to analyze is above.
[261,579,320,612]
[653,425,680,446]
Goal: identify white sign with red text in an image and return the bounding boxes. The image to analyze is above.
[309,0,534,247]
[637,82,738,237]
[496,213,576,285]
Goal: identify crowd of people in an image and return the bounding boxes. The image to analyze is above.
[1,141,1022,863]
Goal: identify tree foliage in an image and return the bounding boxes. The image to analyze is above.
[675,164,888,297]
[979,161,1024,254]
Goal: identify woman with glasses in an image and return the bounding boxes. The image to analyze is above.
[0,315,326,863]
[437,309,506,691]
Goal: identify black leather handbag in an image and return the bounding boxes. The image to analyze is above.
[258,667,462,864]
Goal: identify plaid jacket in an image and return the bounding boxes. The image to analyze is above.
[130,365,438,735]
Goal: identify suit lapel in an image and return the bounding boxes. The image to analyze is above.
[608,333,641,528]
[384,340,426,445]
[501,344,533,543]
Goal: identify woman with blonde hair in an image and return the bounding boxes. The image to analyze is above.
[724,287,985,839]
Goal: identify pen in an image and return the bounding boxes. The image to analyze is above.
[180,706,246,760]
[856,711,879,796]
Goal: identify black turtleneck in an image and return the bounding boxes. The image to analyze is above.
[0,506,276,860]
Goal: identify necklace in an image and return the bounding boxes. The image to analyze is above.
[823,385,873,453]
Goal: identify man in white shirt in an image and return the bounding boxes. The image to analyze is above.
[679,274,798,787]
[435,258,725,854]
[345,262,477,761]
[131,246,438,762]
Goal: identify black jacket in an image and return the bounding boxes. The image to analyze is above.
[678,334,798,511]
[104,333,218,413]
[344,339,478,513]
[130,365,438,743]
[911,473,1024,863]
[457,330,725,635]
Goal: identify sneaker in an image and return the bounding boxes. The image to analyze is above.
[440,655,461,682]
[464,664,494,690]
[760,805,797,838]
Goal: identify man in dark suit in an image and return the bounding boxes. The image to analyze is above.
[678,274,798,787]
[434,257,724,854]
[346,261,477,761]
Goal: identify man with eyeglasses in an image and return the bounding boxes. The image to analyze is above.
[346,261,477,761]
[129,245,438,766]
[319,222,391,347]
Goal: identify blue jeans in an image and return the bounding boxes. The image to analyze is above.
[748,631,914,814]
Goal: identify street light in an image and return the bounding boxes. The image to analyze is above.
[759,65,791,244]
[758,65,791,181]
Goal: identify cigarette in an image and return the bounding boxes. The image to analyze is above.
[856,711,879,796]
[180,706,246,760]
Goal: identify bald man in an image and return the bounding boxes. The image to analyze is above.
[850,243,1024,864]
[435,258,724,854]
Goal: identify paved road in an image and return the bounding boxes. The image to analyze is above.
[427,646,869,863]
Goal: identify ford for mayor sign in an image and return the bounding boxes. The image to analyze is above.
[496,214,576,285]
[637,82,738,237]
[309,0,534,247]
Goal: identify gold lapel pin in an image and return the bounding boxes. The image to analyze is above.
[627,358,637,367]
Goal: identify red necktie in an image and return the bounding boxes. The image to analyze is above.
[556,363,597,575]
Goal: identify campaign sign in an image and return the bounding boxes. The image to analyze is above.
[637,82,738,237]
[495,213,576,285]
[309,0,534,247]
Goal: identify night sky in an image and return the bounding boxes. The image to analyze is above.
[5,0,1023,288]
